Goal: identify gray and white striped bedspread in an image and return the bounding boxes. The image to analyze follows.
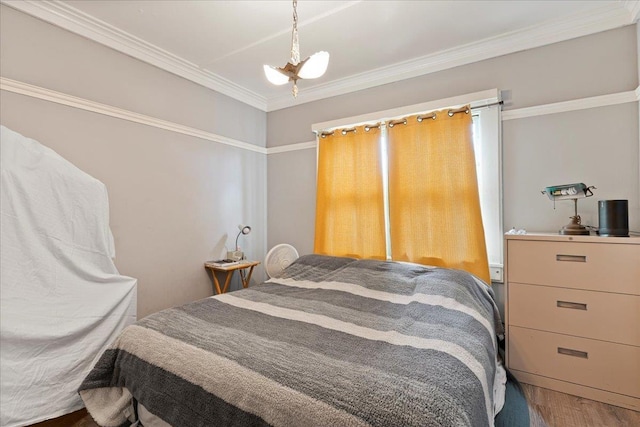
[79,254,504,427]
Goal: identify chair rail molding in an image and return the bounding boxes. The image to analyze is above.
[272,87,640,153]
[3,76,636,156]
[502,89,640,121]
[0,77,267,154]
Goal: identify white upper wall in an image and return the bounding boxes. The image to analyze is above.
[0,5,268,318]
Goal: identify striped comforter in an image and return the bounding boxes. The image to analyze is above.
[80,255,504,427]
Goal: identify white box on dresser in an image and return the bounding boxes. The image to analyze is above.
[504,233,640,411]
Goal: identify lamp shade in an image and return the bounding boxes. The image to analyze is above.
[263,0,329,97]
[263,65,290,85]
[298,51,330,79]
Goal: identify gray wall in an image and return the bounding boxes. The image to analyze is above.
[0,5,268,318]
[2,4,638,320]
[266,25,639,316]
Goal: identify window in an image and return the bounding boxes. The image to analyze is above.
[313,90,503,282]
[472,107,503,282]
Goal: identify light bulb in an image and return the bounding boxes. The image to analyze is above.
[298,51,330,79]
[263,65,290,85]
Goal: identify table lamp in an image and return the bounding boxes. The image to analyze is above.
[541,183,595,235]
[229,224,251,261]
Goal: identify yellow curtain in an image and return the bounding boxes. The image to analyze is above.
[314,125,386,259]
[387,108,490,283]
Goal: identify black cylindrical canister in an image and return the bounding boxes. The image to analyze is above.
[598,200,629,237]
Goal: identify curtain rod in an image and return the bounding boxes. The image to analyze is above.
[311,89,501,133]
[315,100,504,136]
[471,100,504,110]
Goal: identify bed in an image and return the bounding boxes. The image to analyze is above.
[80,254,508,427]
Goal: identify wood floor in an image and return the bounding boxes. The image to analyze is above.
[30,384,640,427]
[522,384,640,427]
[29,409,96,427]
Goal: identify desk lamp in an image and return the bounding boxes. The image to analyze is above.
[229,224,251,261]
[541,183,595,235]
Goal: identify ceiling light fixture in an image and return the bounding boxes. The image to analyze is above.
[263,0,329,98]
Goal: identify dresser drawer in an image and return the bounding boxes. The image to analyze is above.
[508,326,640,398]
[509,283,640,346]
[507,240,640,295]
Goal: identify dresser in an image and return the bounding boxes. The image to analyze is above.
[505,233,640,410]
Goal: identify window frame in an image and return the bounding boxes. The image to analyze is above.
[472,106,504,282]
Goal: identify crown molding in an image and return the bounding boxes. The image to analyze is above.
[624,0,640,22]
[2,1,635,113]
[0,76,267,154]
[267,3,634,111]
[1,0,268,111]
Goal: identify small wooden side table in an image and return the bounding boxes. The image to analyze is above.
[204,260,260,294]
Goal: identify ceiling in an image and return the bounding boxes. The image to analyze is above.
[4,1,639,111]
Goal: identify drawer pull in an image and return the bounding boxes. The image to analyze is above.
[557,300,587,310]
[557,347,588,359]
[556,254,587,263]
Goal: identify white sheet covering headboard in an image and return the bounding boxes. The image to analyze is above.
[0,125,137,427]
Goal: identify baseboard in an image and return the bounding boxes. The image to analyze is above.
[511,369,640,411]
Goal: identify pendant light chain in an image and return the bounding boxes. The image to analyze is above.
[290,0,300,66]
[290,0,300,97]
